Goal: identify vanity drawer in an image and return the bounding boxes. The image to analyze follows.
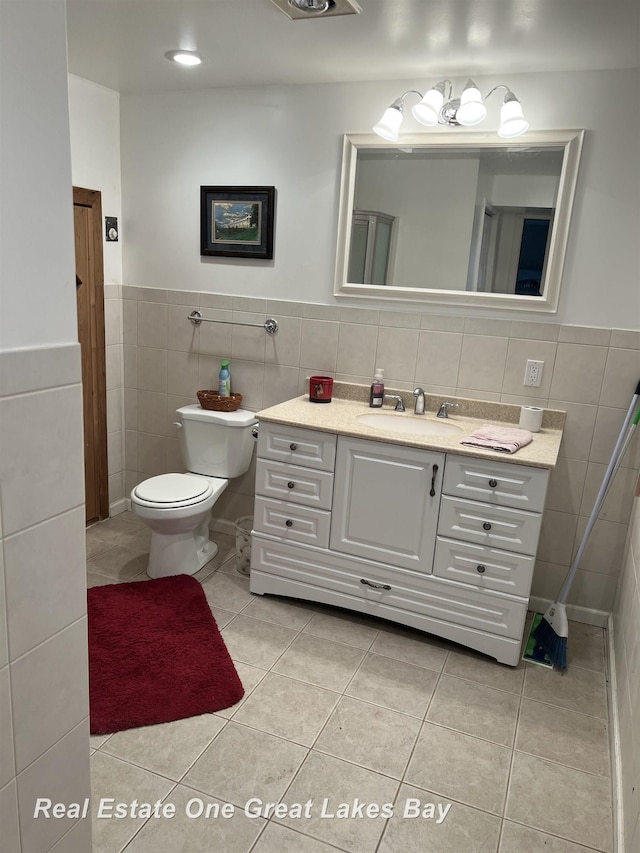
[433,536,535,598]
[251,536,527,640]
[438,495,542,555]
[257,423,336,471]
[253,496,331,549]
[255,458,334,510]
[443,456,548,512]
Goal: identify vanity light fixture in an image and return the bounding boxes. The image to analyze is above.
[373,80,529,142]
[164,50,202,66]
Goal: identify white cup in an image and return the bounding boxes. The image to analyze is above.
[519,406,544,432]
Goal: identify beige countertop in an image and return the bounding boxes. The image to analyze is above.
[257,383,566,470]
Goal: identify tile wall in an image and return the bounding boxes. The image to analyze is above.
[614,495,640,850]
[0,344,92,852]
[108,286,640,617]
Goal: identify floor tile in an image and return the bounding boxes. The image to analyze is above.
[86,571,120,588]
[369,625,450,671]
[221,615,298,669]
[426,675,520,746]
[201,571,255,612]
[124,783,265,852]
[522,662,608,719]
[516,698,610,776]
[100,714,226,780]
[209,605,237,629]
[252,822,343,852]
[378,782,501,853]
[241,594,318,630]
[232,673,339,746]
[273,633,365,692]
[315,696,421,779]
[443,648,525,694]
[566,621,606,672]
[499,820,599,852]
[276,751,398,852]
[302,609,381,649]
[345,651,439,718]
[506,752,612,852]
[86,545,149,581]
[90,751,175,853]
[213,661,268,720]
[405,722,511,815]
[183,721,307,806]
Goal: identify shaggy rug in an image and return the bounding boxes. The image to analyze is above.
[88,574,243,734]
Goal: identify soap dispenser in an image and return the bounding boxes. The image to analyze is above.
[369,368,384,408]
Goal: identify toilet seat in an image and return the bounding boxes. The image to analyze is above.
[132,473,220,509]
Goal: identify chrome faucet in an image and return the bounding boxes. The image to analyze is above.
[384,394,405,412]
[437,401,460,418]
[413,387,426,415]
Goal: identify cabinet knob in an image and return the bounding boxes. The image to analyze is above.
[476,564,486,574]
[287,481,295,489]
[290,443,298,451]
[488,479,498,488]
[285,519,293,528]
[483,522,492,531]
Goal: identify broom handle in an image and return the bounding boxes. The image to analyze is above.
[558,382,640,604]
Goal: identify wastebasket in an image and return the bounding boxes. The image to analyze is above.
[235,516,253,576]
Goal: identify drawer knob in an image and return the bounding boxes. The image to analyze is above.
[290,443,298,451]
[285,519,293,528]
[483,522,492,531]
[488,479,498,488]
[287,481,295,489]
[476,564,486,574]
[360,578,392,591]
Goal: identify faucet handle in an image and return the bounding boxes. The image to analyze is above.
[437,401,460,418]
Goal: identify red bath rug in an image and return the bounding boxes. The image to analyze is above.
[88,574,243,734]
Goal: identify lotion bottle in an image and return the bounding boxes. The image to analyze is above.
[369,368,384,408]
[219,359,231,397]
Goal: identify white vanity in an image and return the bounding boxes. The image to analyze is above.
[250,389,564,666]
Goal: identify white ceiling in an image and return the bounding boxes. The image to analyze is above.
[66,0,640,95]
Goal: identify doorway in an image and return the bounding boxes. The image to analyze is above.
[74,187,109,524]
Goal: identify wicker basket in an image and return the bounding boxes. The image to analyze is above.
[197,390,243,412]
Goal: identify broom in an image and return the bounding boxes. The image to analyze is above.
[534,379,640,670]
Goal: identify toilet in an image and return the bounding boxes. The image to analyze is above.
[131,404,258,578]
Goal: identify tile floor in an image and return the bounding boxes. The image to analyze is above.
[87,512,615,853]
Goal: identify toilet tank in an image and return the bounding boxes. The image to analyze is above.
[176,405,258,478]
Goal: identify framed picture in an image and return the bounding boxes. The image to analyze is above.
[200,185,275,259]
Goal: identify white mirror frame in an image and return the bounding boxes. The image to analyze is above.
[334,129,585,313]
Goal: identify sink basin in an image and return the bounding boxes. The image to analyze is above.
[356,413,463,436]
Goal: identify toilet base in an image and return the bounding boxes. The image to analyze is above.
[147,518,219,578]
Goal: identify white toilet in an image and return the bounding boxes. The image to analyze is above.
[131,404,258,578]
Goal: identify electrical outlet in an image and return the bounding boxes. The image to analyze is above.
[524,359,544,387]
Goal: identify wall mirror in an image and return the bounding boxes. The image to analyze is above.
[334,129,584,312]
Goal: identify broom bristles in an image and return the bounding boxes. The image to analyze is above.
[532,611,568,671]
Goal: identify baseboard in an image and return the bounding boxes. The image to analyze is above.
[606,614,624,853]
[528,595,609,628]
[109,499,127,517]
[210,518,238,537]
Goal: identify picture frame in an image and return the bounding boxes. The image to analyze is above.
[200,185,275,259]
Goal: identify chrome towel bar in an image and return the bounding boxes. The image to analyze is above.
[187,310,278,335]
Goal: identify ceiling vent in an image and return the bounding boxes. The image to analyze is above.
[270,0,361,20]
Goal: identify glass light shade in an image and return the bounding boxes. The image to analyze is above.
[411,88,444,127]
[498,99,529,138]
[456,84,487,126]
[373,106,403,142]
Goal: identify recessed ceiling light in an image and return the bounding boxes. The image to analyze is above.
[164,50,202,67]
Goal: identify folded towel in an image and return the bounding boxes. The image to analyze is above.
[461,424,533,454]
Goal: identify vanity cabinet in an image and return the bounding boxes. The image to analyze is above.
[251,422,550,666]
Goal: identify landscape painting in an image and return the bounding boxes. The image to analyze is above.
[200,186,275,259]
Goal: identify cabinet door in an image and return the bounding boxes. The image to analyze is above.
[330,435,444,571]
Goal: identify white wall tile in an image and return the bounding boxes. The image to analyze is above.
[137,433,167,476]
[501,338,557,398]
[0,543,7,669]
[457,335,509,393]
[16,719,90,853]
[599,348,640,409]
[264,316,302,368]
[549,343,608,404]
[537,509,578,566]
[375,326,419,384]
[0,386,84,536]
[263,364,301,409]
[551,399,598,462]
[299,319,339,372]
[104,297,122,346]
[105,344,123,392]
[0,780,20,853]
[415,331,462,389]
[0,666,15,788]
[137,391,167,436]
[572,516,628,575]
[559,325,611,346]
[137,347,167,393]
[137,301,167,349]
[107,429,123,475]
[106,387,123,434]
[11,619,88,772]
[122,298,137,345]
[3,508,86,660]
[231,313,267,362]
[336,323,378,378]
[580,462,637,524]
[509,321,560,342]
[545,457,588,516]
[167,304,201,352]
[123,344,137,388]
[167,350,200,398]
[222,359,264,412]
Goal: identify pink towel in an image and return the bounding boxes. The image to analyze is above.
[461,424,533,454]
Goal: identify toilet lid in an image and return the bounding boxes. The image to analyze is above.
[133,473,211,504]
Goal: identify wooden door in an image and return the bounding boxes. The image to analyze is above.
[74,187,108,523]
